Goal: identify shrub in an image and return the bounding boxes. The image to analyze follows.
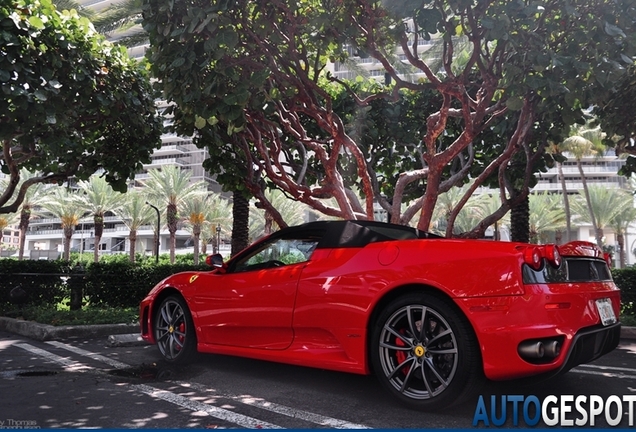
[0,259,209,312]
[611,267,636,317]
[0,260,67,308]
[81,261,209,308]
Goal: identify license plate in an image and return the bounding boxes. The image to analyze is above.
[596,298,616,326]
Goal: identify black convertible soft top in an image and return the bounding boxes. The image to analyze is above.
[273,220,441,249]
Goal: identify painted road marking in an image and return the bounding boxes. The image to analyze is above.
[15,343,92,372]
[133,383,282,429]
[15,341,372,429]
[15,343,283,428]
[178,381,371,429]
[578,363,636,373]
[572,364,636,380]
[46,340,130,369]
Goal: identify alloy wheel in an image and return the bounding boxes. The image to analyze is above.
[377,304,459,400]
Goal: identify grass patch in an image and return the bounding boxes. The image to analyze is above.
[1,305,138,326]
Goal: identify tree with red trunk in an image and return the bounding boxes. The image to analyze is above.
[143,0,635,236]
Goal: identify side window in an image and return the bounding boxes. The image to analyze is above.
[234,238,319,272]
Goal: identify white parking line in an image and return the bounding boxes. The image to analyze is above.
[571,368,636,379]
[180,381,371,429]
[15,343,92,372]
[45,340,130,369]
[572,364,636,380]
[578,363,636,373]
[16,341,372,429]
[14,342,284,428]
[133,383,283,429]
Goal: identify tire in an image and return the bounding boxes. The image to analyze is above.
[370,292,483,410]
[154,295,197,364]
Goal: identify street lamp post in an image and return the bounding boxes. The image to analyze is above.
[215,224,221,254]
[79,224,84,262]
[146,202,160,264]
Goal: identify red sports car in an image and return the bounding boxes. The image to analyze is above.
[139,220,621,409]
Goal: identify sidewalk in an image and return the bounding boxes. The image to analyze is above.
[1,316,635,346]
[0,316,139,344]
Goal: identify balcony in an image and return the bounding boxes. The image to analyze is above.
[143,157,188,168]
[152,144,190,157]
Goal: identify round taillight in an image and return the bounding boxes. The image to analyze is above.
[524,246,543,270]
[544,244,562,268]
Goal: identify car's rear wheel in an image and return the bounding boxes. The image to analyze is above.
[371,293,483,410]
[154,295,197,364]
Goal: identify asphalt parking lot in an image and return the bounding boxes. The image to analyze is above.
[1,317,636,429]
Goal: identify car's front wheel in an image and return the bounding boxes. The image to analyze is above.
[154,295,197,364]
[371,292,483,410]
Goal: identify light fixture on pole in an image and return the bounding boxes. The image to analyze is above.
[146,202,160,264]
[215,224,221,254]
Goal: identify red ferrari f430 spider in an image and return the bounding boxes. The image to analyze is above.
[140,220,621,409]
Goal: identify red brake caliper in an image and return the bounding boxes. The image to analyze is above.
[394,330,410,375]
[177,323,185,350]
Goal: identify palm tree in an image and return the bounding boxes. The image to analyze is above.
[17,175,48,260]
[113,189,155,262]
[561,124,607,245]
[52,0,94,18]
[143,166,207,263]
[547,142,572,243]
[0,170,50,259]
[201,194,233,255]
[609,198,636,268]
[181,193,209,265]
[250,189,309,240]
[39,188,85,261]
[571,186,632,248]
[474,193,511,241]
[75,176,125,263]
[0,212,17,255]
[528,193,566,244]
[431,183,487,236]
[90,0,146,47]
[231,191,250,257]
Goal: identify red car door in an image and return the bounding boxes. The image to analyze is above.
[191,262,305,350]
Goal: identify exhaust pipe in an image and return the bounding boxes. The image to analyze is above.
[518,341,544,359]
[543,340,561,359]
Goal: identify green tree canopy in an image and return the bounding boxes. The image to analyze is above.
[0,0,163,215]
[143,0,635,237]
[596,64,636,174]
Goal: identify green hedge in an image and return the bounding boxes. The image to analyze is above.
[610,268,636,317]
[0,260,67,307]
[82,262,208,308]
[0,259,208,311]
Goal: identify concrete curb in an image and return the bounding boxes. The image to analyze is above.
[621,325,636,341]
[0,317,139,342]
[107,333,147,347]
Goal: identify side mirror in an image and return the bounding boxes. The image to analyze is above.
[205,253,225,269]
